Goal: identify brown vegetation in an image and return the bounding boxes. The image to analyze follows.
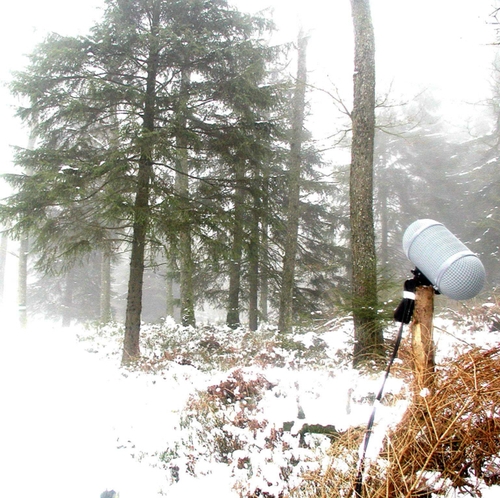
[298,345,500,497]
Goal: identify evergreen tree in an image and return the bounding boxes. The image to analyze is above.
[278,32,308,334]
[2,0,282,362]
[28,255,103,324]
[373,92,475,281]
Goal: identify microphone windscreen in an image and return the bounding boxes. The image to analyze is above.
[403,219,486,300]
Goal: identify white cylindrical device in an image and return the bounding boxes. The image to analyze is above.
[402,219,486,300]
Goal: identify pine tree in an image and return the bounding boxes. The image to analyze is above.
[2,0,282,361]
[373,92,472,280]
[28,255,103,323]
[278,32,308,333]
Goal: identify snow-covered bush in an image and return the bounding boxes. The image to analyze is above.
[170,367,332,497]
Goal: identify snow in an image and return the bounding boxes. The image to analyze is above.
[0,322,171,498]
[1,312,499,497]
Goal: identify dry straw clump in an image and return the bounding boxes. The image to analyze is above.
[298,345,500,497]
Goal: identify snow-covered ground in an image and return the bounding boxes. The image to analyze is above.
[1,321,170,497]
[1,307,500,498]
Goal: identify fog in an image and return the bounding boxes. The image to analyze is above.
[1,0,497,173]
[1,5,499,496]
[0,0,499,316]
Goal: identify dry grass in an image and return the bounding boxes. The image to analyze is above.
[296,345,500,497]
[297,426,366,497]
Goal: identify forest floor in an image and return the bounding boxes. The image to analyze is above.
[1,304,500,498]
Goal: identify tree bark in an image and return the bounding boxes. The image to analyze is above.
[100,246,112,324]
[17,134,36,328]
[278,32,308,333]
[226,164,246,329]
[122,4,159,364]
[166,257,176,319]
[123,160,152,363]
[259,176,270,322]
[175,70,196,327]
[178,228,195,327]
[350,0,383,365]
[248,184,260,332]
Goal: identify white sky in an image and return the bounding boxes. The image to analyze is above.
[0,0,498,180]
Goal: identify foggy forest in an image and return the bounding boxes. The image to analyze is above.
[2,1,500,497]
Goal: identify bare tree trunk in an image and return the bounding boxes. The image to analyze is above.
[260,176,269,322]
[248,187,260,332]
[17,134,36,328]
[62,269,74,328]
[100,246,112,324]
[350,0,383,366]
[123,161,152,363]
[178,228,195,327]
[166,258,175,319]
[175,70,196,327]
[278,32,308,333]
[122,4,159,364]
[226,164,245,329]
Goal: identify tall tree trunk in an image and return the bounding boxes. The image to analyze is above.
[226,164,246,329]
[350,0,384,366]
[62,269,74,327]
[278,32,308,333]
[100,246,112,324]
[178,228,195,326]
[122,4,159,364]
[165,253,181,322]
[248,183,260,332]
[166,256,175,319]
[175,70,196,327]
[100,110,117,326]
[260,176,269,322]
[17,134,36,328]
[0,231,8,306]
[18,237,28,329]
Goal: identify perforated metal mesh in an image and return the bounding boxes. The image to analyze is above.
[403,219,486,300]
[439,255,486,300]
